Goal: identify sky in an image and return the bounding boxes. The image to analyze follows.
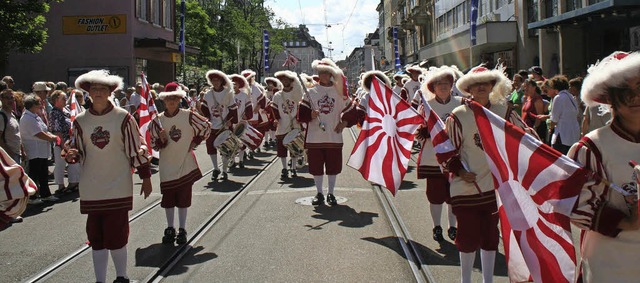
[264,0,380,61]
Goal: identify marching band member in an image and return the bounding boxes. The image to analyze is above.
[241,69,267,157]
[264,77,282,148]
[0,147,36,230]
[568,51,640,282]
[64,70,153,283]
[149,82,211,245]
[229,74,253,168]
[269,70,303,179]
[297,58,357,206]
[401,65,422,103]
[415,66,462,242]
[444,65,531,283]
[392,73,407,96]
[201,70,238,181]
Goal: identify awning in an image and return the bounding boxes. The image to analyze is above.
[528,0,640,29]
[134,38,200,55]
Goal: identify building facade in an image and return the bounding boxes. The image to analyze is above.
[6,0,196,90]
[267,25,325,77]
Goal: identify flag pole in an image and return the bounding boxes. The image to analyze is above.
[180,0,186,83]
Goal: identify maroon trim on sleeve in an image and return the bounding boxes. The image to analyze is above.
[137,163,152,179]
[297,101,312,123]
[593,204,625,237]
[446,157,464,176]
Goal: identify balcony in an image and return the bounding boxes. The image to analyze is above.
[401,19,415,31]
[409,4,431,25]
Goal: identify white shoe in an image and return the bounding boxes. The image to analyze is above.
[42,195,59,202]
[28,198,44,205]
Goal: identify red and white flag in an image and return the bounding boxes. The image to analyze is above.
[466,99,589,283]
[418,93,456,167]
[69,92,82,133]
[282,51,299,68]
[347,77,423,195]
[138,72,159,158]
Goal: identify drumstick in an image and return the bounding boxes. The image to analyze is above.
[296,72,326,131]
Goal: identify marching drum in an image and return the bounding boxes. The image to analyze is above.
[213,130,240,158]
[283,129,305,157]
[233,122,264,151]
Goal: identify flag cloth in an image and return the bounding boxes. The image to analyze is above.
[263,30,270,72]
[178,0,185,53]
[138,72,159,158]
[393,27,401,70]
[69,92,82,134]
[466,99,589,283]
[347,77,423,195]
[418,93,456,167]
[470,0,479,46]
[282,51,299,68]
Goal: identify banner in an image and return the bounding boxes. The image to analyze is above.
[393,27,401,70]
[470,0,479,46]
[179,0,185,53]
[263,30,270,73]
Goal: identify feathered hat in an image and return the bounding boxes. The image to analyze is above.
[264,77,283,91]
[158,82,187,99]
[241,69,256,81]
[75,70,124,92]
[456,65,510,104]
[581,51,640,107]
[360,70,391,92]
[274,70,303,101]
[228,74,250,94]
[406,65,423,76]
[312,58,348,99]
[205,69,232,88]
[393,73,408,81]
[421,66,457,97]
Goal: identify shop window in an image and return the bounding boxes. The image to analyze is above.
[163,0,172,28]
[152,0,161,25]
[137,0,148,21]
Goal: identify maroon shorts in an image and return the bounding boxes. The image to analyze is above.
[86,210,129,250]
[161,184,193,208]
[205,129,223,154]
[276,134,287,157]
[307,148,342,175]
[452,201,499,253]
[425,174,451,204]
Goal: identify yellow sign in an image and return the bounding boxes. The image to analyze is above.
[172,53,181,63]
[63,15,126,35]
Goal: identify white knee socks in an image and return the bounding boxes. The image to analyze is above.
[92,249,108,283]
[280,157,287,169]
[460,251,475,283]
[314,175,324,194]
[448,204,457,228]
[327,175,337,194]
[430,204,443,227]
[210,154,218,171]
[480,249,495,283]
[110,246,128,278]
[178,208,188,229]
[165,207,175,228]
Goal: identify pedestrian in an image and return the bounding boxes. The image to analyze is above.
[20,94,60,204]
[547,75,581,155]
[269,71,303,179]
[528,66,546,81]
[521,78,548,141]
[415,66,461,242]
[568,51,640,282]
[241,70,267,157]
[392,73,407,96]
[201,70,238,181]
[150,82,211,245]
[48,90,80,194]
[402,65,422,103]
[297,58,357,206]
[2,76,14,90]
[445,65,532,283]
[32,81,52,120]
[63,70,153,283]
[507,73,525,115]
[263,77,282,149]
[228,74,253,169]
[0,89,23,164]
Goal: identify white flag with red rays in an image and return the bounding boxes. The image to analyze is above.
[418,92,456,167]
[347,77,423,195]
[466,99,589,283]
[138,72,159,158]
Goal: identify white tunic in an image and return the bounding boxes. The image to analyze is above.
[271,90,301,135]
[201,88,235,129]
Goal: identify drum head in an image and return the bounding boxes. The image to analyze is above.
[213,130,232,147]
[233,122,246,137]
[283,129,301,144]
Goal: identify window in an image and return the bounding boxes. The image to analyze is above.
[565,0,581,11]
[136,0,148,21]
[152,0,161,24]
[545,0,558,18]
[446,11,453,31]
[495,0,508,9]
[163,0,172,28]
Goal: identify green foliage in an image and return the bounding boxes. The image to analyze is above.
[0,0,62,63]
[177,0,296,83]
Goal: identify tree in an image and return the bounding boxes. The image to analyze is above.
[0,0,63,70]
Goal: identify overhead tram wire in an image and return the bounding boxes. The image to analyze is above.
[297,0,304,25]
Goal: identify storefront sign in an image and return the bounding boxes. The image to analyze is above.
[63,15,126,35]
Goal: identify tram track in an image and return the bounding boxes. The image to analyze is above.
[24,154,278,283]
[349,127,435,283]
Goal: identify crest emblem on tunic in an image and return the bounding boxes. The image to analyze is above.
[317,95,335,114]
[473,133,483,151]
[210,105,221,117]
[90,126,110,149]
[169,125,182,142]
[283,99,295,114]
